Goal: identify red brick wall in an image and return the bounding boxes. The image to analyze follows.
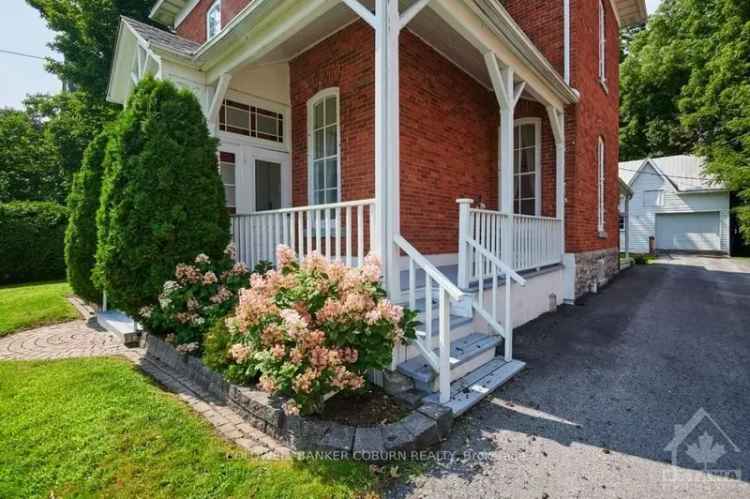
[502,0,564,76]
[288,23,561,256]
[289,22,375,209]
[564,0,620,253]
[176,0,252,44]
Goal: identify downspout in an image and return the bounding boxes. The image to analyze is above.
[563,0,570,84]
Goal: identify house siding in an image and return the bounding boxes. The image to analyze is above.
[624,164,730,253]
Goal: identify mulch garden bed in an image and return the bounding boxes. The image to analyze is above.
[317,385,411,427]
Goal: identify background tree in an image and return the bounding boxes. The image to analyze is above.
[0,109,64,204]
[94,78,230,316]
[620,0,750,241]
[26,0,154,101]
[65,129,110,303]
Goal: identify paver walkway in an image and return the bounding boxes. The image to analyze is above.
[0,319,289,459]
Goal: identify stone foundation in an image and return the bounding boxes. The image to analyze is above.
[572,248,619,299]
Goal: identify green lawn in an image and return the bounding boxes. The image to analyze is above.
[0,358,377,498]
[0,281,79,336]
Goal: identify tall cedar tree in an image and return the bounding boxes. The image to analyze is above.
[65,130,110,303]
[94,77,230,316]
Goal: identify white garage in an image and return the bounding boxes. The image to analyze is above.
[655,212,721,252]
[619,155,731,255]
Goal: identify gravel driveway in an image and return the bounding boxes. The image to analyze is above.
[389,255,750,499]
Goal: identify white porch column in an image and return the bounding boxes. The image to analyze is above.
[546,105,566,258]
[384,0,401,300]
[485,54,524,265]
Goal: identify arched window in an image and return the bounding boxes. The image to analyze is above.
[207,1,221,40]
[307,88,340,205]
[513,118,542,216]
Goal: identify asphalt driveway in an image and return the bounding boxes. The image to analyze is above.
[390,255,750,499]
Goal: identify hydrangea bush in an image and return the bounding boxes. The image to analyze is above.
[140,244,262,349]
[219,245,417,415]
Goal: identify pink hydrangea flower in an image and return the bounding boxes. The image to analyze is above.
[270,344,286,360]
[283,399,300,416]
[276,244,297,268]
[229,343,251,363]
[259,374,277,393]
[202,271,218,285]
[195,253,210,264]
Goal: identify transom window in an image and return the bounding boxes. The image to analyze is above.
[207,1,221,40]
[219,99,284,143]
[219,151,236,208]
[513,120,541,216]
[308,89,339,205]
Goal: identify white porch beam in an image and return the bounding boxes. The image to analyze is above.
[342,0,376,28]
[399,0,431,30]
[207,73,232,130]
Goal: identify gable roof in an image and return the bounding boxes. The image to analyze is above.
[122,16,200,58]
[619,155,728,193]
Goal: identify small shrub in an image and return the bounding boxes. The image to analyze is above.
[632,253,656,265]
[0,201,68,284]
[140,247,254,349]
[94,77,230,316]
[221,245,417,416]
[65,130,109,303]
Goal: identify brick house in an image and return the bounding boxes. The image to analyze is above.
[108,0,646,411]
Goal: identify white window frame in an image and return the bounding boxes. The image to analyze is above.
[513,118,542,217]
[307,88,341,206]
[206,0,221,41]
[217,90,290,153]
[643,189,665,208]
[597,136,606,233]
[598,0,607,85]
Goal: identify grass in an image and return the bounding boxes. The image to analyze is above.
[0,281,79,336]
[0,357,378,498]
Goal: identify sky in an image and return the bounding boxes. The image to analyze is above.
[0,0,665,110]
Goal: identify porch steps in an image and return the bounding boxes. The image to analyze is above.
[422,357,526,416]
[397,332,500,392]
[96,310,140,346]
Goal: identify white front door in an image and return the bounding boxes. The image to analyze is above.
[218,142,291,215]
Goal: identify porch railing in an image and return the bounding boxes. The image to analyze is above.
[230,199,376,269]
[395,234,464,404]
[458,202,563,285]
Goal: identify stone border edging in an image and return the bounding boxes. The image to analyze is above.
[142,332,453,457]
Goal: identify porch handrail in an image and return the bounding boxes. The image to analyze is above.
[394,234,463,404]
[466,236,525,361]
[231,199,376,270]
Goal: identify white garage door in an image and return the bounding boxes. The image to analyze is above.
[655,212,721,252]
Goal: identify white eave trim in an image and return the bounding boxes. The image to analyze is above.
[471,0,578,105]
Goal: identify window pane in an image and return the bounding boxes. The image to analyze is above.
[226,106,248,131]
[256,113,277,136]
[326,188,338,204]
[325,158,338,188]
[220,163,235,185]
[520,148,535,173]
[521,199,535,215]
[315,190,325,205]
[325,96,337,126]
[513,149,521,174]
[521,174,535,198]
[225,186,235,207]
[325,125,337,158]
[314,102,324,129]
[520,124,535,148]
[314,130,325,160]
[314,160,324,191]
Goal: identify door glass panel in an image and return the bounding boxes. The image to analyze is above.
[219,151,236,208]
[255,160,282,212]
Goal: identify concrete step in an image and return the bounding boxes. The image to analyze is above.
[397,332,501,392]
[422,357,526,416]
[96,310,140,346]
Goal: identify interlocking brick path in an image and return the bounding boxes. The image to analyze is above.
[0,320,289,458]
